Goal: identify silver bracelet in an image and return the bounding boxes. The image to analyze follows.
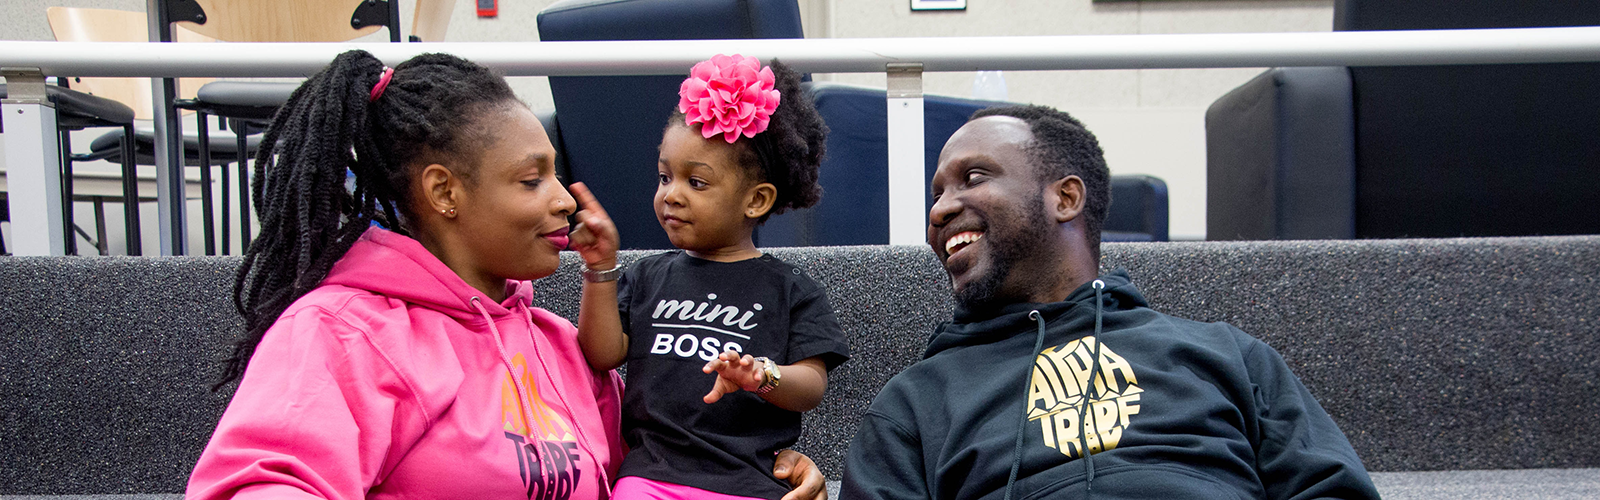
[582,264,623,283]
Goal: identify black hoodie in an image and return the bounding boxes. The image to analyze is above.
[840,270,1378,500]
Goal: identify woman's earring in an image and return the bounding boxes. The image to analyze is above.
[442,208,457,217]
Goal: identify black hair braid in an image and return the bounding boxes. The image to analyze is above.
[665,59,827,222]
[219,50,518,389]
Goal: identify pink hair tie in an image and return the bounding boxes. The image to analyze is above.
[369,66,394,102]
[677,54,780,143]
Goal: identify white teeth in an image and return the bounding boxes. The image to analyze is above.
[945,232,983,255]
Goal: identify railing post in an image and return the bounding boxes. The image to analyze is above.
[886,62,925,246]
[2,68,66,256]
[149,0,187,255]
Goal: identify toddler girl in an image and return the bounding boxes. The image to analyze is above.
[572,54,849,500]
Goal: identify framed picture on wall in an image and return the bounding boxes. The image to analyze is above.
[911,0,966,11]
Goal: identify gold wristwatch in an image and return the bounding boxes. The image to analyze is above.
[753,356,781,394]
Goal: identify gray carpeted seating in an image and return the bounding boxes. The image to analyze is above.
[4,237,1599,498]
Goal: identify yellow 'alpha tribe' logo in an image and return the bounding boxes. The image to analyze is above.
[1027,336,1141,459]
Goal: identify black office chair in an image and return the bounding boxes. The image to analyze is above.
[1206,0,1600,240]
[174,82,291,255]
[98,0,405,255]
[1,82,140,255]
[1,192,7,255]
[1105,175,1169,243]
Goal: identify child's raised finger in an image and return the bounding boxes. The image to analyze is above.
[568,182,610,219]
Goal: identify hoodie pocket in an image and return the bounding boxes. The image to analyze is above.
[1018,463,1250,500]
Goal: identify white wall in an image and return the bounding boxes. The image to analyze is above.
[2,0,1332,253]
[805,0,1335,239]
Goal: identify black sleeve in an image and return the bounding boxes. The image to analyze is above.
[616,268,634,335]
[840,410,928,500]
[1244,338,1381,500]
[783,284,850,370]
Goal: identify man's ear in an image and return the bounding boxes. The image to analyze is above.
[1049,175,1086,224]
[420,164,461,218]
[744,182,778,220]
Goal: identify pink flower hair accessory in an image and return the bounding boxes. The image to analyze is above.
[678,54,781,143]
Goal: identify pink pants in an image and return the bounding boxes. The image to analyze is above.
[612,476,769,500]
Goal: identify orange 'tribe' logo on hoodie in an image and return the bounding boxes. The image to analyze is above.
[500,353,585,500]
[501,352,575,440]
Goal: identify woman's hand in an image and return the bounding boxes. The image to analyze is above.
[775,449,827,500]
[566,182,619,271]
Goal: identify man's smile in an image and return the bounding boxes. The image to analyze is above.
[945,231,985,260]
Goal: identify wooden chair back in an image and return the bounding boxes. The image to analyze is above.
[412,0,457,42]
[175,0,384,42]
[46,7,215,120]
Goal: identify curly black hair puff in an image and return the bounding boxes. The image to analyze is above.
[970,105,1111,260]
[668,59,827,222]
[219,50,519,389]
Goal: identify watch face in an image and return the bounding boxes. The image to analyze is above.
[759,357,779,391]
[755,358,779,394]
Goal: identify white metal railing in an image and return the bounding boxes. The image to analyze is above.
[5,27,1600,254]
[8,27,1600,76]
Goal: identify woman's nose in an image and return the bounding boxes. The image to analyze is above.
[556,185,576,216]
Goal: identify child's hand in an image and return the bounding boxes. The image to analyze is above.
[567,182,620,272]
[702,351,765,404]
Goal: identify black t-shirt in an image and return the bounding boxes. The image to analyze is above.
[616,251,849,499]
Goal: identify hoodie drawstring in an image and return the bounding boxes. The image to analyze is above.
[1003,279,1106,500]
[519,299,613,498]
[474,297,613,498]
[1076,279,1107,498]
[472,297,538,436]
[1003,309,1050,500]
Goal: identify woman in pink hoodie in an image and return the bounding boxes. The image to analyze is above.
[186,50,825,500]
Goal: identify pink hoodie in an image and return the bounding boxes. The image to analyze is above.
[188,227,625,500]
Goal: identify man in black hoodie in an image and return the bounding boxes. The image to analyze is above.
[839,105,1379,500]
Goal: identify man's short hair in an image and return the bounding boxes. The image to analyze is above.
[970,105,1110,257]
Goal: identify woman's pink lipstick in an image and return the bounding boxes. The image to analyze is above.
[543,226,571,250]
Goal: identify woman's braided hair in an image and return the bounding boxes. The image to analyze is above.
[668,59,826,221]
[220,50,518,388]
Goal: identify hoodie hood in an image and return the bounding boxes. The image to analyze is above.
[320,226,535,321]
[927,269,1145,359]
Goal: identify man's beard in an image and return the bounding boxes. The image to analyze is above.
[953,197,1053,314]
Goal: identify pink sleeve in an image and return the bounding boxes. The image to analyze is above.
[187,308,430,500]
[598,368,628,479]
